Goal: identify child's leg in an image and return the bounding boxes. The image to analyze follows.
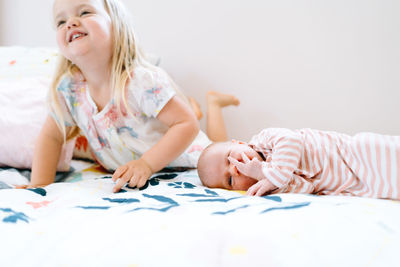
[206,91,240,142]
[188,97,203,120]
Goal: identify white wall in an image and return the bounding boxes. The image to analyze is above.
[1,0,400,140]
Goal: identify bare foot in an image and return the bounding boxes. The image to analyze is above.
[188,97,203,120]
[207,91,240,107]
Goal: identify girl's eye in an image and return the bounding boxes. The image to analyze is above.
[80,11,91,16]
[57,21,66,27]
[228,176,232,186]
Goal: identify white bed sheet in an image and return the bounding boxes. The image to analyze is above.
[0,160,399,267]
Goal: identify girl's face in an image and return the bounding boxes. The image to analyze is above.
[53,0,113,64]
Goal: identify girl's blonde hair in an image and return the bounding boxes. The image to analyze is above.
[49,0,187,141]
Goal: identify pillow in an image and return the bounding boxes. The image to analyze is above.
[0,46,162,169]
[0,46,75,171]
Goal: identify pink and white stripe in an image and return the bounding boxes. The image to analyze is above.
[249,128,400,200]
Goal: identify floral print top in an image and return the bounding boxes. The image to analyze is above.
[53,66,210,171]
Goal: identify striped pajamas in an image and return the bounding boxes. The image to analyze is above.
[249,128,400,199]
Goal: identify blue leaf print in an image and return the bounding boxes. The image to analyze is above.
[76,206,111,210]
[194,197,242,203]
[125,180,150,191]
[152,173,178,180]
[262,195,282,202]
[127,194,179,213]
[27,188,47,196]
[260,202,310,214]
[213,205,250,215]
[115,189,127,193]
[177,189,219,198]
[204,189,219,196]
[142,194,178,205]
[168,182,196,189]
[0,208,30,223]
[103,198,140,204]
[130,205,177,213]
[149,179,159,186]
[177,193,217,198]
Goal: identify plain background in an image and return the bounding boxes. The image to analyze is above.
[0,0,399,141]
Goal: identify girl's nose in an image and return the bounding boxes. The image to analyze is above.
[67,18,80,29]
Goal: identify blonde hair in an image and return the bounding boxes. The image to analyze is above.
[50,0,187,141]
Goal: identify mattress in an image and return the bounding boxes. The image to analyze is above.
[0,159,399,267]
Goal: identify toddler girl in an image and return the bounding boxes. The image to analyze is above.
[31,0,208,192]
[198,127,400,200]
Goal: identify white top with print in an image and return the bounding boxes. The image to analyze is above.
[53,66,210,171]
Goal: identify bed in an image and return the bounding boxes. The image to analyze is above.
[0,47,399,267]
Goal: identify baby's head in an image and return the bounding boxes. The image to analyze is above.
[198,140,262,191]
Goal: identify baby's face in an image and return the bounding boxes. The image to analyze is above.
[201,141,262,191]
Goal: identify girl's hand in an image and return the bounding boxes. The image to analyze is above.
[14,184,40,189]
[14,185,29,189]
[228,152,266,180]
[111,158,153,193]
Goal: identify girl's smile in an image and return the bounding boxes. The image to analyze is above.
[53,0,113,64]
[68,31,88,43]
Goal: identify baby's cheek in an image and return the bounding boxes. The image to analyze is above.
[236,177,257,190]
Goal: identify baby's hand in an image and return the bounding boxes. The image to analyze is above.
[228,152,265,180]
[112,158,153,193]
[246,179,277,196]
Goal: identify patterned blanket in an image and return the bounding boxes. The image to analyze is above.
[0,160,399,267]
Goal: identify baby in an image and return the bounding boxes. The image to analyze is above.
[198,127,400,200]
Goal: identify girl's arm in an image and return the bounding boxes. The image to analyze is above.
[112,96,199,192]
[142,96,199,171]
[30,115,66,187]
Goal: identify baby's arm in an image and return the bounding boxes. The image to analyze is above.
[112,96,199,192]
[229,128,303,195]
[249,128,303,190]
[30,115,66,187]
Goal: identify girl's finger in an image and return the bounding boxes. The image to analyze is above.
[112,166,127,182]
[113,168,134,192]
[128,178,138,188]
[14,185,28,189]
[128,172,141,188]
[137,176,147,189]
[113,177,128,193]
